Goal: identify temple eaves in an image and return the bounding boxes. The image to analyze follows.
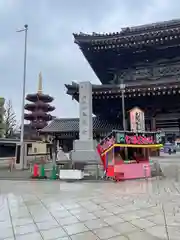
[73,18,180,39]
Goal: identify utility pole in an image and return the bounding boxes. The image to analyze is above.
[120,79,126,131]
[17,24,28,169]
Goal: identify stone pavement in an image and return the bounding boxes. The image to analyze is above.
[0,179,180,239]
[151,152,180,181]
[0,169,31,180]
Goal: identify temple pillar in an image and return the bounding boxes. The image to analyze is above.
[150,117,160,156]
[151,117,156,131]
[125,119,128,131]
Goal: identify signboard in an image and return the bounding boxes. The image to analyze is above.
[116,131,161,145]
[79,82,93,140]
[129,107,145,132]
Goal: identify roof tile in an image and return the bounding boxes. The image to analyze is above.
[41,117,121,133]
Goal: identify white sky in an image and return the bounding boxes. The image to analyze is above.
[0,0,180,121]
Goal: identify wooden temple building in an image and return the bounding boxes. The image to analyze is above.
[41,19,180,150]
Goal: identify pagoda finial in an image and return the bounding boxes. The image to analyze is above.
[38,72,42,94]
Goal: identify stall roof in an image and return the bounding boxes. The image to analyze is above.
[40,117,122,133]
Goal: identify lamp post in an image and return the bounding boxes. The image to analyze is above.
[120,82,126,131]
[17,24,28,169]
[120,80,127,159]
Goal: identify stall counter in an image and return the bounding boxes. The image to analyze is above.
[114,161,151,180]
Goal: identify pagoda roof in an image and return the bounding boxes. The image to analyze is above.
[26,93,54,103]
[24,112,53,121]
[24,102,55,112]
[40,117,121,133]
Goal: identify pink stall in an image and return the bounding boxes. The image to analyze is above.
[97,130,163,181]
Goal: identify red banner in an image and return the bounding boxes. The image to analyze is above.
[125,135,154,144]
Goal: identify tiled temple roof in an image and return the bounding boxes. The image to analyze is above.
[40,117,121,133]
[73,19,180,85]
[73,19,180,45]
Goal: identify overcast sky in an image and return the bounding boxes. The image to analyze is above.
[1,0,180,121]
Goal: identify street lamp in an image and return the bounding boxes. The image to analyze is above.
[120,82,126,131]
[17,24,28,169]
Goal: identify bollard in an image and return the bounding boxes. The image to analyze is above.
[56,165,59,176]
[9,157,15,172]
[149,159,153,164]
[143,165,148,181]
[32,164,39,178]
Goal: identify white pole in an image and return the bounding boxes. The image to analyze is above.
[121,85,126,131]
[120,80,126,131]
[18,24,28,169]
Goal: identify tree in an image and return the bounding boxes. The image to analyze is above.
[4,100,17,138]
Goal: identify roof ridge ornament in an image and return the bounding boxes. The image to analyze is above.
[38,72,43,94]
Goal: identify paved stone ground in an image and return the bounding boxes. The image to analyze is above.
[0,178,180,240]
[0,169,32,180]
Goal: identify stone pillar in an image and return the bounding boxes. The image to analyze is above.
[71,81,100,165]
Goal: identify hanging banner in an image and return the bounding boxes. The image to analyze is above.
[129,107,145,132]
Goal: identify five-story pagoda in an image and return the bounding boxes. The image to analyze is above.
[24,72,55,130]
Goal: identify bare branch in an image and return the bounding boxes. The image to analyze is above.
[4,99,17,138]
